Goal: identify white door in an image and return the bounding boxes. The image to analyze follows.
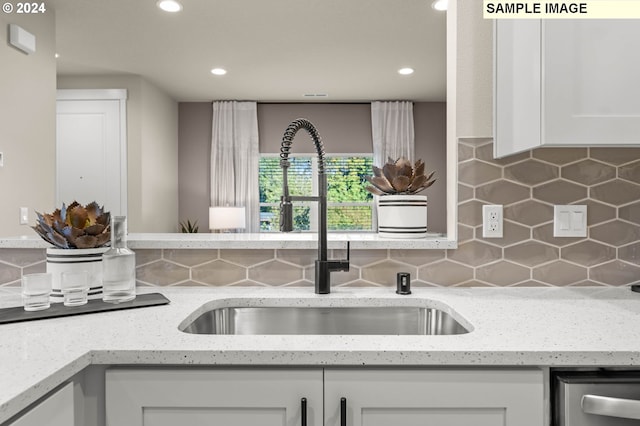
[56,89,127,215]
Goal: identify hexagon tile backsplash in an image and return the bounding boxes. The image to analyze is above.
[2,139,640,289]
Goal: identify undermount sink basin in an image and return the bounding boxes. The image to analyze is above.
[180,306,470,335]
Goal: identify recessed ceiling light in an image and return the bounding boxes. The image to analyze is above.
[432,0,448,11]
[54,53,59,59]
[398,68,414,75]
[211,68,227,76]
[157,0,182,12]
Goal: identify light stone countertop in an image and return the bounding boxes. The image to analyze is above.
[0,232,456,250]
[1,286,640,422]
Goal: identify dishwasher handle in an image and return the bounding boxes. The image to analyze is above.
[582,394,640,420]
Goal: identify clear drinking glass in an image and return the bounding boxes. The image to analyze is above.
[61,270,89,306]
[102,216,136,303]
[22,273,52,311]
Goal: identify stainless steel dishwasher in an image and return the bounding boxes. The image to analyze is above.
[554,371,640,425]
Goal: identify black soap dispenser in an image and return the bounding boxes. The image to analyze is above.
[396,272,411,295]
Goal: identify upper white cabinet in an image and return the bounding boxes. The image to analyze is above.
[494,19,640,157]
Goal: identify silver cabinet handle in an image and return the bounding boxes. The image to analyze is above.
[582,394,640,420]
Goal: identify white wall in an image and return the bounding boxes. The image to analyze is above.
[0,11,56,236]
[457,0,493,137]
[57,75,179,232]
[139,78,179,232]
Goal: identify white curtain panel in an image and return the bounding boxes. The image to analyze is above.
[371,101,415,167]
[210,101,259,232]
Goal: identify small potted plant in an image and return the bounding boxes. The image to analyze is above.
[179,219,199,233]
[32,201,111,299]
[365,157,436,238]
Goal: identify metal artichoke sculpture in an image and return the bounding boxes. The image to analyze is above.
[32,201,111,249]
[365,157,436,196]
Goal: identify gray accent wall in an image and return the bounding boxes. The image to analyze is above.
[258,103,373,154]
[178,102,212,230]
[178,102,447,233]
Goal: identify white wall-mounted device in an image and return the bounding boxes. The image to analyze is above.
[553,205,587,237]
[20,207,29,225]
[9,24,36,55]
[482,204,503,238]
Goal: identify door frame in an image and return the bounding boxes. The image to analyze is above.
[56,89,128,216]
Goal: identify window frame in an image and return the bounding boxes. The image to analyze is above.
[259,153,375,233]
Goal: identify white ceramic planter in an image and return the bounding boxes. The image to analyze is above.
[46,247,108,301]
[377,194,428,239]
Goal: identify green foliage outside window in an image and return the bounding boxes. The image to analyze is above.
[259,156,373,231]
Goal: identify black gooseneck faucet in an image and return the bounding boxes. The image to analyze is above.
[279,118,350,294]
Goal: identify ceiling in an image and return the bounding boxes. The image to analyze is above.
[49,0,447,103]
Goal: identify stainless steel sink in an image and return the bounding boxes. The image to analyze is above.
[180,306,470,335]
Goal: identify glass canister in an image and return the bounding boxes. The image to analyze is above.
[102,216,136,303]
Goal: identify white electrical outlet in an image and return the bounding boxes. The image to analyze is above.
[482,204,503,238]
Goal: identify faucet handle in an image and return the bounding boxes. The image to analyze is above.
[338,241,350,272]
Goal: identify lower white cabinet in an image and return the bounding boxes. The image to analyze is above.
[324,369,543,426]
[7,382,74,426]
[106,368,324,426]
[106,367,544,426]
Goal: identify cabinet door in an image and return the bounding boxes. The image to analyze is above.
[544,20,640,145]
[324,369,543,426]
[105,368,322,426]
[8,382,74,426]
[494,19,542,157]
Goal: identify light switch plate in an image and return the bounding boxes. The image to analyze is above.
[20,207,28,225]
[553,205,587,237]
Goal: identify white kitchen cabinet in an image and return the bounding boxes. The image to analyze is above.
[325,369,543,426]
[494,19,640,157]
[105,368,324,426]
[6,382,74,426]
[106,367,543,426]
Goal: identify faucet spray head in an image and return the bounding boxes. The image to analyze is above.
[279,196,293,232]
[279,156,293,232]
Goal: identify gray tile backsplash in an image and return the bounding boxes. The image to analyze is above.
[3,140,640,288]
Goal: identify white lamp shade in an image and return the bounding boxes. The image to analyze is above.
[209,206,246,230]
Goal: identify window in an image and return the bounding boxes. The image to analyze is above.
[259,155,374,232]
